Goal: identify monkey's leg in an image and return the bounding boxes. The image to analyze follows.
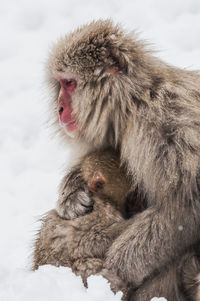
[123,250,200,301]
[125,264,184,301]
[57,165,94,219]
[105,205,200,287]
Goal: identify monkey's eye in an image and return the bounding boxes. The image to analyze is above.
[65,80,73,86]
[64,79,77,87]
[62,79,77,93]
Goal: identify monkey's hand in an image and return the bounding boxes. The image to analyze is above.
[57,166,94,219]
[72,258,103,288]
[101,267,127,294]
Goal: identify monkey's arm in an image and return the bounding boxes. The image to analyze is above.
[105,204,200,287]
[57,165,93,219]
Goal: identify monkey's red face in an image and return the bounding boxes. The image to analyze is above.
[57,78,78,133]
[48,20,133,146]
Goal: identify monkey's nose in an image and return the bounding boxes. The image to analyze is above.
[58,106,64,116]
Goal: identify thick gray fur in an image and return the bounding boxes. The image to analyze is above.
[46,20,200,300]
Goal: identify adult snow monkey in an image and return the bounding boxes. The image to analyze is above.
[46,20,200,300]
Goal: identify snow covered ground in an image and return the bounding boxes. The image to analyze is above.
[0,0,199,300]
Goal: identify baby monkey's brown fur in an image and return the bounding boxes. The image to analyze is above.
[33,149,133,286]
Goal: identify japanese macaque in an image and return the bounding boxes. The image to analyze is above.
[33,149,133,287]
[46,20,200,300]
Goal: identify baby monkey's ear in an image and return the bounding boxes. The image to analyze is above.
[89,171,107,193]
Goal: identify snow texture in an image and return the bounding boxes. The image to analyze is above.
[0,0,200,300]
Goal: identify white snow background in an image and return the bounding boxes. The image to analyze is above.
[0,0,200,300]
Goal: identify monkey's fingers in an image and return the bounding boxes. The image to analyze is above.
[57,189,94,220]
[82,276,88,288]
[101,268,127,294]
[72,258,104,288]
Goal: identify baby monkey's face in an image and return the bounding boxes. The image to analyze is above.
[81,150,132,214]
[88,168,127,216]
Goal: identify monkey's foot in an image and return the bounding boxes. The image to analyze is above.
[72,258,104,287]
[101,268,127,294]
[57,187,94,219]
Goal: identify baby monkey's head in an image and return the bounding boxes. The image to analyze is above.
[82,149,132,214]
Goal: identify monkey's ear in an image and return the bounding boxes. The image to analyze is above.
[108,47,128,74]
[89,171,107,193]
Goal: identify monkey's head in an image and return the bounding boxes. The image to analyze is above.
[47,20,150,147]
[81,150,132,212]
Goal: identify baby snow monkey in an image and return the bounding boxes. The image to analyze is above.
[33,149,134,287]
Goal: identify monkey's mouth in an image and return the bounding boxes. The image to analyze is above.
[59,119,78,134]
[58,107,78,132]
[60,120,78,138]
[66,120,78,132]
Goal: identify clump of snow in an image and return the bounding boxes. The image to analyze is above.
[178,225,184,231]
[110,34,116,39]
[1,0,200,300]
[94,67,103,76]
[151,298,167,301]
